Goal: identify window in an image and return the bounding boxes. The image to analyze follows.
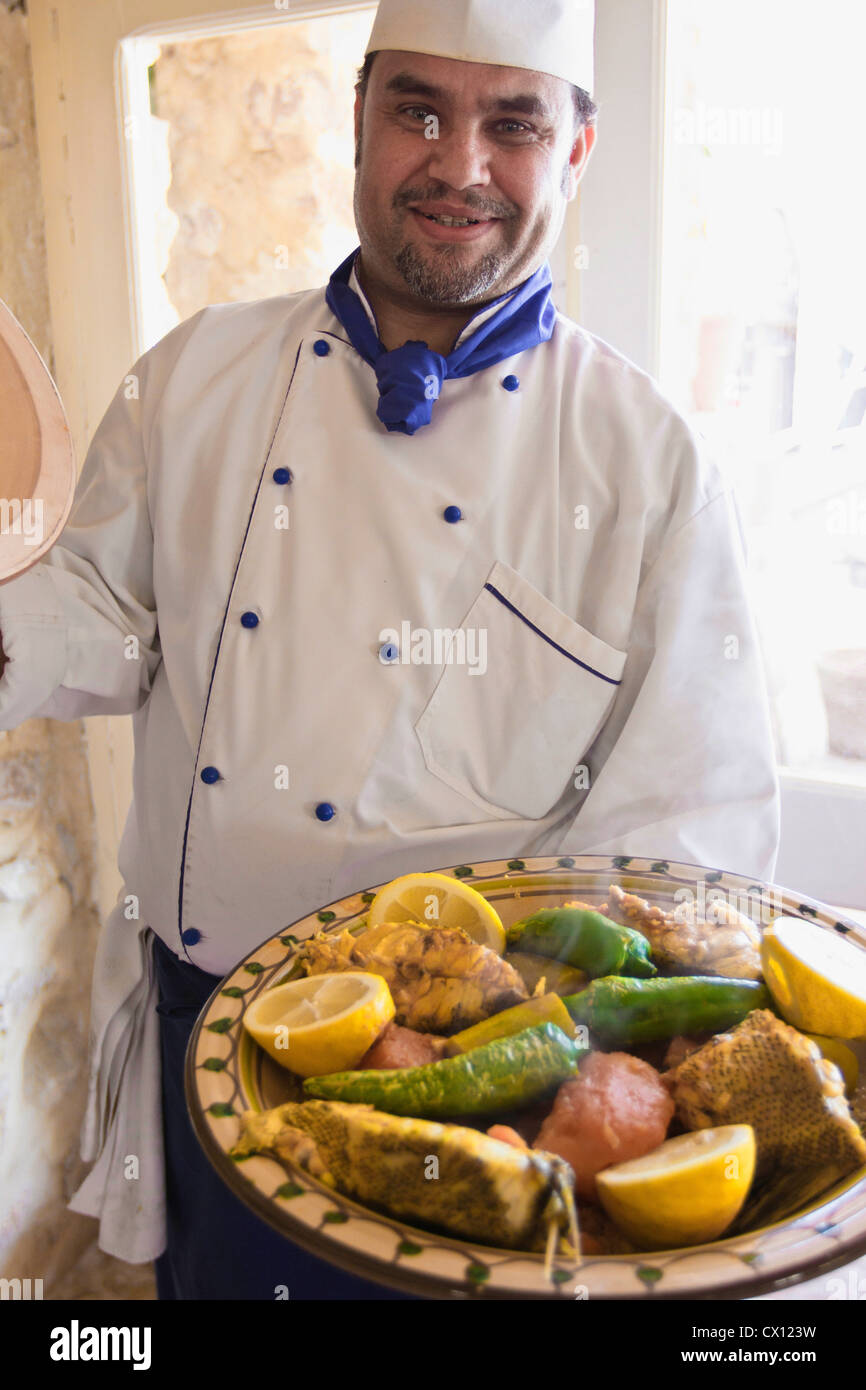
[119,5,375,353]
[660,0,866,793]
[583,0,866,903]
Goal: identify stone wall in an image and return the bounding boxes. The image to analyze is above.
[0,727,100,1291]
[151,12,370,322]
[0,0,138,1298]
[0,1,51,366]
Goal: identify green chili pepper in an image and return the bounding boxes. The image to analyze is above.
[303,1022,586,1117]
[562,975,771,1045]
[506,906,656,978]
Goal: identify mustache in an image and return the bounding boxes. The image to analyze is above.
[395,188,517,220]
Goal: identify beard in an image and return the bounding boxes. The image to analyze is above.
[392,241,507,304]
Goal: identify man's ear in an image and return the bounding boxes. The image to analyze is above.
[565,124,597,200]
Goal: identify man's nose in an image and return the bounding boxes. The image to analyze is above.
[423,126,493,194]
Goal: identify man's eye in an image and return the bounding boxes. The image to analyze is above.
[401,106,434,121]
[498,120,532,135]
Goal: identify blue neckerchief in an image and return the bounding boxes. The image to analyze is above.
[324,247,557,435]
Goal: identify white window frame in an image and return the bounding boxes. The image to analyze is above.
[575,0,667,376]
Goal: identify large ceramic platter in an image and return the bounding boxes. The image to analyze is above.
[186,855,866,1300]
[0,297,76,583]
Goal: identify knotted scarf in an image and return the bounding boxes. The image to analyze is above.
[324,247,556,435]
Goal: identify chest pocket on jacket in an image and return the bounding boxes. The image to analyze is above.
[414,560,627,820]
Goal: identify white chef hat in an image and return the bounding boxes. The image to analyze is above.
[364,0,595,96]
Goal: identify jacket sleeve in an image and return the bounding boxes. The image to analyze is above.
[0,364,160,729]
[560,485,782,883]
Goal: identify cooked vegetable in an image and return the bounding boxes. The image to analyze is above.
[604,883,762,980]
[486,1124,528,1149]
[563,975,771,1045]
[533,1051,675,1200]
[662,1034,707,1070]
[232,1100,579,1260]
[506,905,656,978]
[358,1020,449,1069]
[303,1022,586,1116]
[446,993,577,1052]
[505,951,588,997]
[298,921,527,1034]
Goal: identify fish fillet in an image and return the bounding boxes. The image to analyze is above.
[299,921,527,1034]
[604,883,762,979]
[669,1009,866,1180]
[234,1099,577,1254]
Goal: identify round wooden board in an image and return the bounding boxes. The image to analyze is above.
[0,297,76,583]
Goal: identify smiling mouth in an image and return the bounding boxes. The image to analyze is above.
[418,211,486,226]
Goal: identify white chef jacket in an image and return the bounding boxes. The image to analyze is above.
[0,259,780,1261]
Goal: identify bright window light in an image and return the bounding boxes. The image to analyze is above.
[660,0,866,787]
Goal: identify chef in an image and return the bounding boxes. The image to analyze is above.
[0,0,780,1299]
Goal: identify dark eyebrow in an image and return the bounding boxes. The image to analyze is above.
[486,94,553,120]
[383,73,447,100]
[383,71,554,120]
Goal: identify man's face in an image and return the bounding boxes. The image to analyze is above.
[353,50,595,308]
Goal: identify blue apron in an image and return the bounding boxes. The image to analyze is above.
[152,932,419,1300]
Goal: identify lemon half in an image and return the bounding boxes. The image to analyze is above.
[243,971,394,1077]
[596,1124,756,1249]
[367,871,506,953]
[761,916,866,1038]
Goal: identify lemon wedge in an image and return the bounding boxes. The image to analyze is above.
[761,916,866,1038]
[367,871,506,953]
[243,971,394,1077]
[596,1124,756,1249]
